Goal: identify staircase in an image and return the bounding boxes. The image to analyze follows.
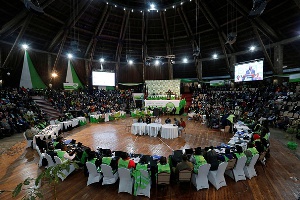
[181,93,193,113]
[31,96,61,120]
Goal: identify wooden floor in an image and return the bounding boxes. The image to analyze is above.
[0,116,300,200]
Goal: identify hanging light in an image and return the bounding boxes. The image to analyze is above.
[67,53,73,59]
[51,72,58,78]
[128,60,133,65]
[22,44,29,50]
[213,54,218,59]
[249,46,256,52]
[183,58,188,63]
[99,58,104,63]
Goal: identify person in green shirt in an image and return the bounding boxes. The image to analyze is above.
[157,156,171,174]
[132,156,150,196]
[190,147,207,173]
[234,145,246,159]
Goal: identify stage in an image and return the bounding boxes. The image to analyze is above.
[144,99,186,115]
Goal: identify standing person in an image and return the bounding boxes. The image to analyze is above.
[178,118,186,136]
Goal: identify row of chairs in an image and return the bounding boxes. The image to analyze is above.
[86,163,151,198]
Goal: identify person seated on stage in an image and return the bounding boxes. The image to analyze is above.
[165,117,171,124]
[137,116,144,123]
[46,145,58,163]
[154,116,162,124]
[173,154,193,177]
[178,118,186,136]
[157,156,171,174]
[56,144,77,161]
[190,147,207,173]
[118,152,135,169]
[145,115,151,124]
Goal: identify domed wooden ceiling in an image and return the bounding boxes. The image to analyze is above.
[0,0,300,82]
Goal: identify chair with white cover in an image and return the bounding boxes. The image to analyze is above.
[101,164,119,185]
[135,170,151,198]
[44,153,56,168]
[118,168,133,194]
[208,162,228,190]
[243,154,259,179]
[225,156,247,182]
[23,132,33,148]
[54,156,75,181]
[86,162,102,186]
[191,163,211,191]
[36,147,45,167]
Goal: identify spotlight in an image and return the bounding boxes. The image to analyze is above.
[183,58,188,63]
[128,60,133,65]
[22,44,29,50]
[67,53,73,59]
[150,3,156,10]
[99,58,104,63]
[51,72,58,78]
[249,46,256,51]
[213,54,218,59]
[154,60,160,66]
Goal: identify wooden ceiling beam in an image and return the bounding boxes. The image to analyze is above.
[47,0,94,51]
[227,0,279,41]
[198,0,234,54]
[0,0,55,37]
[252,23,275,73]
[2,14,33,69]
[115,10,130,62]
[293,0,300,9]
[84,4,110,58]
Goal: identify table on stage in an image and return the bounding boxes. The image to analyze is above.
[161,124,178,139]
[146,123,162,137]
[131,123,148,135]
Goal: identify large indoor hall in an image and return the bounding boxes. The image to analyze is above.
[0,115,299,200]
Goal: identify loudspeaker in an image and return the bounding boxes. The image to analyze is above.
[249,0,268,18]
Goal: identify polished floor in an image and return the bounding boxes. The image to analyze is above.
[0,116,299,200]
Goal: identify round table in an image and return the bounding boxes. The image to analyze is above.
[131,123,148,135]
[146,123,162,137]
[161,124,178,139]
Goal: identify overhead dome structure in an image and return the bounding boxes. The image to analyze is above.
[0,0,300,86]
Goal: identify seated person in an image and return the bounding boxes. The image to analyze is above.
[165,117,171,124]
[54,136,65,149]
[244,143,259,165]
[190,147,207,173]
[174,118,180,126]
[46,145,58,163]
[154,116,162,124]
[132,156,151,196]
[86,151,101,170]
[56,144,77,161]
[224,148,234,161]
[157,156,171,174]
[24,123,38,140]
[234,145,246,159]
[137,116,144,123]
[102,151,118,171]
[80,148,91,165]
[135,156,149,171]
[118,152,135,169]
[205,147,219,171]
[173,154,193,176]
[145,115,151,124]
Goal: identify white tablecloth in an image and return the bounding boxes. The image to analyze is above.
[33,125,62,149]
[161,124,178,139]
[227,122,252,151]
[131,123,148,135]
[77,117,86,123]
[146,123,162,137]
